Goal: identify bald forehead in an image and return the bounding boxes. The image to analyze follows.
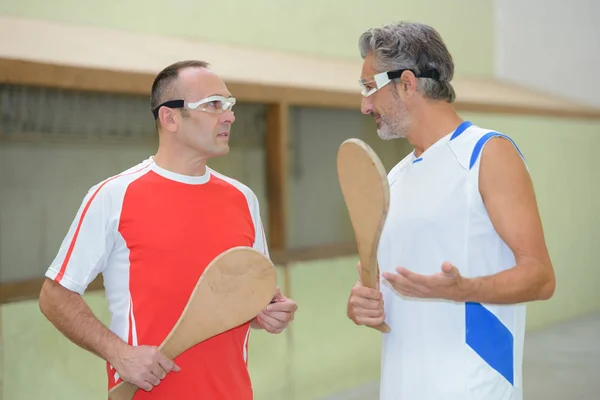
[176,67,231,100]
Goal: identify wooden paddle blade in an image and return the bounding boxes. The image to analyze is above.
[108,246,277,400]
[337,139,391,333]
[337,139,390,289]
[160,246,277,360]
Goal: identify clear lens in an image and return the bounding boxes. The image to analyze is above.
[358,71,391,97]
[187,95,236,113]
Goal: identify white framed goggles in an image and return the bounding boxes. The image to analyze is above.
[359,68,441,97]
[153,95,236,119]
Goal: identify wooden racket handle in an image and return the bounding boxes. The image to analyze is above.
[372,322,391,333]
[108,380,139,400]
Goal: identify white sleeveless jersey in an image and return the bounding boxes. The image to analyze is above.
[377,121,527,400]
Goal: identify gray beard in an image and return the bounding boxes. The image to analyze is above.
[377,116,409,140]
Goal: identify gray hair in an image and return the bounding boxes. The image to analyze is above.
[358,22,456,102]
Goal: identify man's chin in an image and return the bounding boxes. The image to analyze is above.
[377,125,406,140]
[202,145,230,159]
[215,145,230,157]
[377,129,395,140]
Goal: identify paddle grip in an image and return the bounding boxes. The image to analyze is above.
[108,380,139,400]
[371,321,391,333]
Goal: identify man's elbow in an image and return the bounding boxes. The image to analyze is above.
[38,278,60,318]
[38,279,51,316]
[536,265,556,301]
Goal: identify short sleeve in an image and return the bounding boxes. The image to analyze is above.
[248,192,270,258]
[45,182,117,294]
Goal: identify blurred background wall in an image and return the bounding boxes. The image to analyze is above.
[1,1,598,399]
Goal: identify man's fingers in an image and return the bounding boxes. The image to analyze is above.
[349,296,383,311]
[382,272,401,284]
[396,267,429,285]
[258,312,282,328]
[152,364,167,380]
[383,272,416,291]
[261,310,289,321]
[157,353,180,373]
[257,314,281,333]
[351,286,382,301]
[138,380,153,392]
[382,272,423,296]
[353,306,385,318]
[144,372,160,387]
[354,315,386,327]
[265,300,296,312]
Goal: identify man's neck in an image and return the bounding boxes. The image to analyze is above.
[153,146,208,177]
[406,102,464,158]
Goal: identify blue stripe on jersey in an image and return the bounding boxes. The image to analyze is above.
[413,157,423,164]
[466,302,514,385]
[469,132,526,169]
[450,120,473,140]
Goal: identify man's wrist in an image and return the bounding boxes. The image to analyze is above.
[457,276,479,302]
[103,335,128,366]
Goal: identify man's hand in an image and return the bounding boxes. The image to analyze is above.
[111,343,180,392]
[253,287,297,334]
[382,262,472,302]
[347,261,386,327]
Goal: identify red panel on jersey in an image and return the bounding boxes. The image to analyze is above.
[113,171,256,400]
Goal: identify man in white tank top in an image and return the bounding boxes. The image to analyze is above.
[346,22,556,400]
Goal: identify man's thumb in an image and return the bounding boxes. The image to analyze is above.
[442,262,457,277]
[271,286,285,302]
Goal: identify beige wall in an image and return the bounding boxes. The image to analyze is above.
[0,0,494,77]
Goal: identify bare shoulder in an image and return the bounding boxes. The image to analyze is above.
[478,134,533,211]
[478,135,551,264]
[478,135,529,197]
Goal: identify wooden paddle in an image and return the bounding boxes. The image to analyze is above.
[337,138,391,333]
[108,246,278,400]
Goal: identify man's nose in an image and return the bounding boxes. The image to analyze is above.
[220,109,235,124]
[361,96,373,115]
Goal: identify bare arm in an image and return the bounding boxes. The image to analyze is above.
[463,137,556,303]
[38,278,124,363]
[39,278,180,391]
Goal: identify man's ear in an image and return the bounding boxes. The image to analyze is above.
[158,108,178,132]
[399,70,418,98]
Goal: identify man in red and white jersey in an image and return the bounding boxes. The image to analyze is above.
[38,60,297,399]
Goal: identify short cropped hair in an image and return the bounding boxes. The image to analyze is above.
[150,60,210,121]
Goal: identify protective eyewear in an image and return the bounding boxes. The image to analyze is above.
[152,95,236,119]
[359,68,441,97]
